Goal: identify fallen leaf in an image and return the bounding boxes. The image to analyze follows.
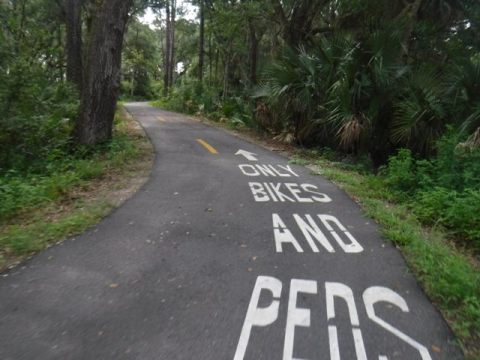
[431,345,442,353]
[109,283,119,288]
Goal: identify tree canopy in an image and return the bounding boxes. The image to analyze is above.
[139,0,480,164]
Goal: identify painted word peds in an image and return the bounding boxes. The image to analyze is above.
[234,276,432,360]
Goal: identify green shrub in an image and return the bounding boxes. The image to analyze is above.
[383,132,480,250]
[411,186,480,249]
[0,111,141,223]
[433,132,480,191]
[74,160,105,180]
[153,79,254,127]
[412,187,453,224]
[444,189,480,248]
[0,82,79,173]
[0,175,48,219]
[383,149,417,195]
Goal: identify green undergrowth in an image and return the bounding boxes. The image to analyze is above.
[290,150,480,357]
[151,81,254,130]
[0,115,138,221]
[0,108,149,269]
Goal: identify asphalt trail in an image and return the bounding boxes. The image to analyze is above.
[0,102,462,359]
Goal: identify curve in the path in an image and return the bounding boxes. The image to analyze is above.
[0,102,462,360]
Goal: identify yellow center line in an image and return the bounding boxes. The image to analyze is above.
[196,139,218,154]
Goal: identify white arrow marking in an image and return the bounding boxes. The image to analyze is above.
[235,149,258,161]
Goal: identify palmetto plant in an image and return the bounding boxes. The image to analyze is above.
[447,60,480,135]
[254,0,480,161]
[391,67,447,156]
[324,55,371,153]
[254,46,326,143]
[323,25,407,155]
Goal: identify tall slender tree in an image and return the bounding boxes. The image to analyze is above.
[163,0,171,95]
[168,0,176,88]
[162,0,176,94]
[198,0,205,82]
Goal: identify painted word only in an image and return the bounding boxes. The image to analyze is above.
[249,182,332,203]
[234,276,432,360]
[273,213,363,253]
[239,164,299,177]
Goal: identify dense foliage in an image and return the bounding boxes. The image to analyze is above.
[0,0,78,172]
[122,19,162,100]
[384,136,480,250]
[153,0,480,159]
[0,0,146,221]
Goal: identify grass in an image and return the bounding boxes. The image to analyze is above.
[2,203,110,255]
[0,107,153,271]
[291,151,480,358]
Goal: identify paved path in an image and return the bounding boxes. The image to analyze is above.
[0,103,462,359]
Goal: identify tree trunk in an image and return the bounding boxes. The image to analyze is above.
[222,57,229,99]
[158,16,165,83]
[65,0,83,91]
[399,0,423,61]
[168,0,176,88]
[198,0,205,82]
[214,48,219,84]
[75,0,133,146]
[163,0,171,96]
[248,21,258,85]
[271,0,326,49]
[57,25,65,81]
[208,32,212,85]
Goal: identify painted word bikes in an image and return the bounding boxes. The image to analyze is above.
[234,276,432,360]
